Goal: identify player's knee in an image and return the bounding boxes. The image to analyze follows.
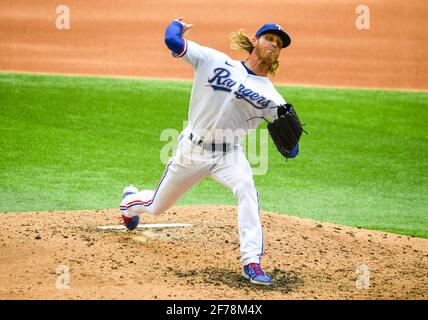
[233,179,256,197]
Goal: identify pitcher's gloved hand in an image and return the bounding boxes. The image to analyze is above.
[268,103,306,159]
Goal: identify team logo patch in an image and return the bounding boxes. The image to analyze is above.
[206,67,272,109]
[207,67,236,92]
[234,84,272,109]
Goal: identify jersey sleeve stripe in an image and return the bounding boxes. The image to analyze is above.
[174,39,188,58]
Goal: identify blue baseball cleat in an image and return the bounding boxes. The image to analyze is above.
[242,263,271,286]
[120,215,140,231]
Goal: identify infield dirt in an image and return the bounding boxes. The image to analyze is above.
[0,205,427,299]
[1,0,427,90]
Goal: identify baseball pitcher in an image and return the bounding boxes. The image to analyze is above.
[119,18,304,285]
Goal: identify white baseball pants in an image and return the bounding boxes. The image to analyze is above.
[120,134,264,266]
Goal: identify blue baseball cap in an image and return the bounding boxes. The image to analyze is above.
[255,23,291,48]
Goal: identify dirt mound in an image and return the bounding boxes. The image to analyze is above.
[0,205,427,299]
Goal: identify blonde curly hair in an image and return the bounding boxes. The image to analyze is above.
[230,29,279,77]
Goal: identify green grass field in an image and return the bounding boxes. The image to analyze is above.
[1,72,427,238]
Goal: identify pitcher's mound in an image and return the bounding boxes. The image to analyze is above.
[0,205,427,299]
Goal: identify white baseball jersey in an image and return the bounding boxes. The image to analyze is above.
[120,39,288,267]
[179,40,286,143]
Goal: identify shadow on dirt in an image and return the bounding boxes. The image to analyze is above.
[175,268,303,294]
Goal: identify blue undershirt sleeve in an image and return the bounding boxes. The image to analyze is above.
[164,21,186,57]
